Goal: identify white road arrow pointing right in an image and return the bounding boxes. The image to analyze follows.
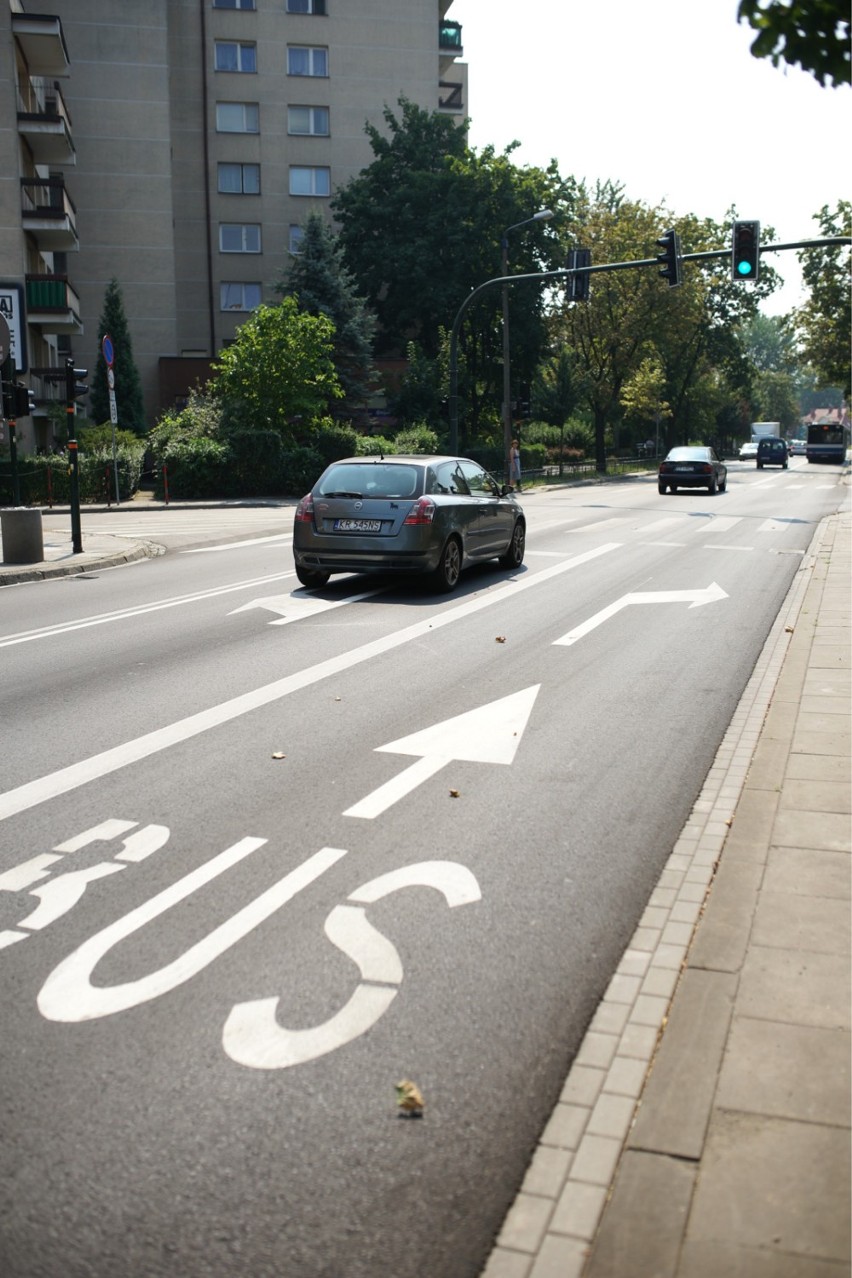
[554,581,728,647]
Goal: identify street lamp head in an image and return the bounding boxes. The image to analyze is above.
[533,208,554,222]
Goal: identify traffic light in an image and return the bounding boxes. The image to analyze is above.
[731,220,760,282]
[567,248,591,301]
[65,356,89,405]
[656,228,682,287]
[13,383,30,417]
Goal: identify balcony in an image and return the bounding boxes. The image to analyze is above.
[25,274,83,335]
[18,78,76,167]
[11,13,70,78]
[21,177,79,251]
[439,80,464,114]
[28,366,69,409]
[439,19,463,72]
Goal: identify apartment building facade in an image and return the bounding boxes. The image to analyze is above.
[0,0,466,451]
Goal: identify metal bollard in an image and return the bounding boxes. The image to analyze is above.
[1,508,45,564]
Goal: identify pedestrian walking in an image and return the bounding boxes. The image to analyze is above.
[510,438,522,491]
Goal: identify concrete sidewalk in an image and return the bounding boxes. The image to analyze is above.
[485,509,851,1278]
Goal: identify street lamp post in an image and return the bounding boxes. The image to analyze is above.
[501,208,553,486]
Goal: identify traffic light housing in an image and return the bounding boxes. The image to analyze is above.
[732,220,760,282]
[65,357,89,405]
[567,248,591,301]
[656,229,682,287]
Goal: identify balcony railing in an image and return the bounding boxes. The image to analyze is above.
[439,20,463,51]
[25,274,83,334]
[17,77,75,166]
[439,81,464,112]
[21,177,79,250]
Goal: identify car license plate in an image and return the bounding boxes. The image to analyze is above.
[333,518,381,532]
[675,465,692,472]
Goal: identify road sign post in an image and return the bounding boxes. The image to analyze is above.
[103,334,120,504]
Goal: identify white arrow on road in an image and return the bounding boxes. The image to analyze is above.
[344,685,541,819]
[229,586,385,625]
[554,581,728,647]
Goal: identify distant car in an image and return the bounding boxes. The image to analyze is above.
[756,437,788,469]
[293,454,526,592]
[738,441,759,460]
[789,439,806,456]
[658,446,727,495]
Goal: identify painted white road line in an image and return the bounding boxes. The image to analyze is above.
[565,517,628,534]
[0,570,298,648]
[0,544,620,823]
[184,534,290,553]
[758,518,795,533]
[554,582,728,647]
[343,685,540,819]
[702,544,754,551]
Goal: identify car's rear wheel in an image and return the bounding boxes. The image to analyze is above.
[499,520,525,569]
[296,565,331,589]
[431,536,462,592]
[658,482,667,494]
[670,485,678,494]
[708,476,717,495]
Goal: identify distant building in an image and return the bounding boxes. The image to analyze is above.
[0,0,466,448]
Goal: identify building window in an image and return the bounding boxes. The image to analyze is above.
[215,41,257,73]
[289,166,330,197]
[218,162,260,194]
[220,223,262,253]
[286,0,327,12]
[214,0,255,9]
[289,225,305,254]
[287,46,328,76]
[216,102,259,133]
[287,105,329,136]
[221,282,262,311]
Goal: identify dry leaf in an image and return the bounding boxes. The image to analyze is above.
[449,789,460,798]
[785,626,794,633]
[495,635,506,643]
[271,752,287,760]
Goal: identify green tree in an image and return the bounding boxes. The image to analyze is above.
[738,0,850,87]
[332,97,576,439]
[277,211,377,416]
[210,298,343,440]
[89,278,146,433]
[795,201,851,395]
[620,355,672,446]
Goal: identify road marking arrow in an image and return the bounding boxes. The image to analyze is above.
[229,586,385,625]
[554,581,728,647]
[344,685,541,819]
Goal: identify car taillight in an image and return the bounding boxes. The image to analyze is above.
[701,464,712,474]
[660,463,671,473]
[294,494,314,522]
[403,496,436,526]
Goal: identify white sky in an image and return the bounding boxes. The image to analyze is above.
[456,0,849,315]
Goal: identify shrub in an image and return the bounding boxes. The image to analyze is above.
[282,447,325,494]
[156,437,231,499]
[393,423,439,454]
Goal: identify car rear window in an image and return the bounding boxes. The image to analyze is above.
[317,464,422,499]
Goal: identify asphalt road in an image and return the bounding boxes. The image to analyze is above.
[0,458,844,1278]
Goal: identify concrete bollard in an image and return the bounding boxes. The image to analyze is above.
[1,508,45,565]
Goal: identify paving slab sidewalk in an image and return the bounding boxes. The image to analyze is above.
[485,508,851,1278]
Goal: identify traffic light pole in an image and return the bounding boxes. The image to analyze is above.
[1,354,20,505]
[447,236,851,454]
[65,361,82,554]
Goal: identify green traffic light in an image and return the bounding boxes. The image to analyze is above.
[737,260,753,276]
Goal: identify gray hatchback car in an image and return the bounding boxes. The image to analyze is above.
[293,454,526,591]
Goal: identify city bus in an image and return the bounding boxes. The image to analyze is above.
[806,422,850,464]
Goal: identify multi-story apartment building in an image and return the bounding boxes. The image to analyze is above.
[0,0,466,451]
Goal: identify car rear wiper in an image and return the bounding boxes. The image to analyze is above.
[323,490,363,499]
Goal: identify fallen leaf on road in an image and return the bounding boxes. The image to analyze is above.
[271,752,287,760]
[495,635,506,643]
[449,789,460,798]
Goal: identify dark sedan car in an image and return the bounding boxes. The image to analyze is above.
[293,454,526,592]
[658,446,727,495]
